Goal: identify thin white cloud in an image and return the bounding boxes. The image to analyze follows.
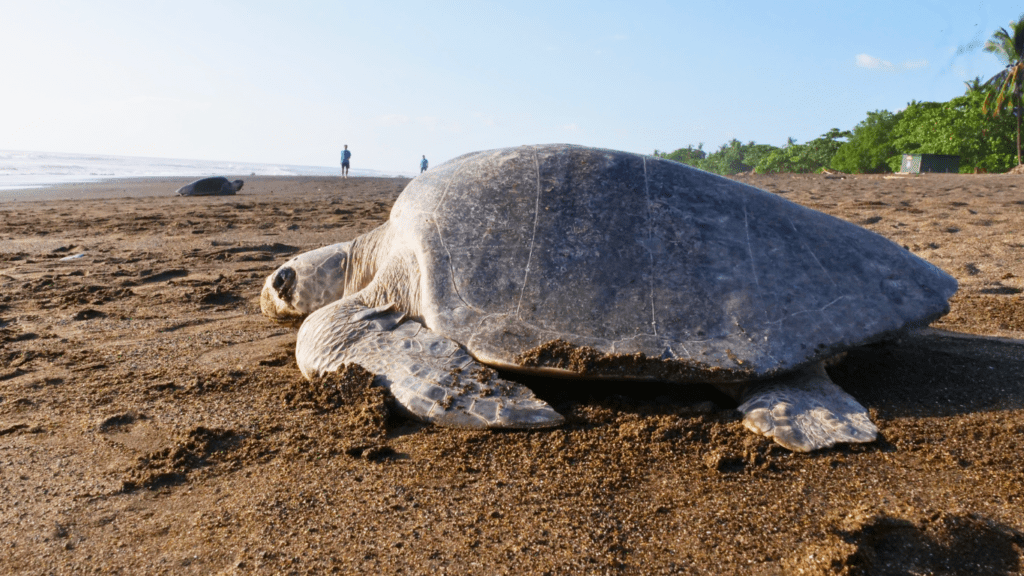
[856,54,893,69]
[855,54,929,71]
[561,123,582,133]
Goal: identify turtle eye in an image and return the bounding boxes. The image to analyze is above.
[272,266,296,301]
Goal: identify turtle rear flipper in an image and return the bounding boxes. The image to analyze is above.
[297,297,564,429]
[732,363,878,452]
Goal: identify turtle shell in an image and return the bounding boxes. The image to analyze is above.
[388,144,956,381]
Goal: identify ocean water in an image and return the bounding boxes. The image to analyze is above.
[0,150,409,191]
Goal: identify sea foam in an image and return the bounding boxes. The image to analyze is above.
[0,150,408,190]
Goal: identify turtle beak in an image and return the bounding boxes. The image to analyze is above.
[271,266,296,302]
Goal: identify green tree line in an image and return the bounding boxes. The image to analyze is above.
[655,16,1024,176]
[654,87,1018,175]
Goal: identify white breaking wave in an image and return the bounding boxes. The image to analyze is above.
[0,150,412,190]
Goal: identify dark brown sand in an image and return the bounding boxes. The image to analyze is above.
[1,173,1022,575]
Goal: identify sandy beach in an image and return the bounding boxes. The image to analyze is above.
[1,172,1022,574]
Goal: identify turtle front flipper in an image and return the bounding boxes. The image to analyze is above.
[729,363,878,452]
[296,297,564,429]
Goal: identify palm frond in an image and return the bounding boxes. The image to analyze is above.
[982,68,1010,89]
[964,76,984,92]
[1014,62,1024,94]
[984,27,1014,64]
[983,15,1024,166]
[1013,17,1024,60]
[984,91,996,114]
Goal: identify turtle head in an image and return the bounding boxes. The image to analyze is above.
[260,241,356,322]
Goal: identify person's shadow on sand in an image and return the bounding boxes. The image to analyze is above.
[793,512,1024,575]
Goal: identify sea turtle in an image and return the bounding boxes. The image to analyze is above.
[176,176,244,196]
[260,144,958,451]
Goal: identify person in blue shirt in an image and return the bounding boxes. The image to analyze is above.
[341,145,351,178]
[420,155,428,173]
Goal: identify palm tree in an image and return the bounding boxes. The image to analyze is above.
[964,75,984,93]
[982,16,1024,165]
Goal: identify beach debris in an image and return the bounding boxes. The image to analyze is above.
[260,144,957,452]
[59,253,86,261]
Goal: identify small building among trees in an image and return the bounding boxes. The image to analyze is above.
[899,154,961,173]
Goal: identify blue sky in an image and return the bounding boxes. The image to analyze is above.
[1,1,1020,172]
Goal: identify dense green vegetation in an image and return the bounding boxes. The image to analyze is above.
[981,17,1024,164]
[654,140,778,174]
[888,92,1017,172]
[656,89,1018,175]
[829,110,902,173]
[655,17,1024,175]
[653,144,706,166]
[755,129,850,174]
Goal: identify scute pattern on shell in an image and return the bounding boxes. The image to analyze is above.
[386,144,957,378]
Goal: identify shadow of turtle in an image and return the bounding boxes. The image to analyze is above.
[499,327,1024,424]
[828,328,1024,420]
[815,512,1024,576]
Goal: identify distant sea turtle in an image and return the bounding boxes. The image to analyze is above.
[176,177,244,196]
[260,144,957,451]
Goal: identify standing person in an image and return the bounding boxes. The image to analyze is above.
[420,155,428,173]
[341,145,351,178]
